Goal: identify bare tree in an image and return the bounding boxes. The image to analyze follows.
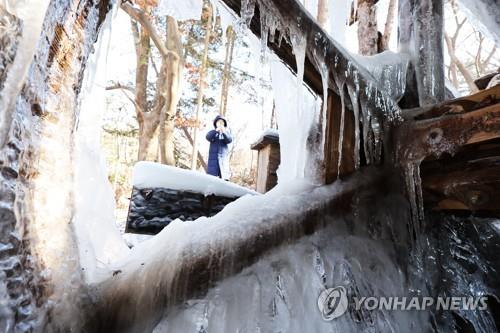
[316,0,329,30]
[357,0,378,55]
[219,25,236,117]
[191,4,213,170]
[380,0,396,51]
[121,2,184,164]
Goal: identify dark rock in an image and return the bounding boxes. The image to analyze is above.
[126,187,238,234]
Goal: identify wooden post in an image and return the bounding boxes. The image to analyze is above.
[324,89,356,183]
[251,133,280,193]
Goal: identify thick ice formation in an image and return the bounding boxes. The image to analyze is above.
[270,54,320,183]
[153,222,417,332]
[352,51,410,102]
[133,161,258,197]
[0,0,50,147]
[74,5,130,283]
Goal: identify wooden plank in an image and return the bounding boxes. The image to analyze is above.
[421,142,500,212]
[413,84,500,120]
[324,88,356,183]
[397,101,500,163]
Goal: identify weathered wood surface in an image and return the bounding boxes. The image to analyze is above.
[397,85,500,161]
[421,141,500,212]
[126,187,237,234]
[397,85,500,214]
[251,133,280,193]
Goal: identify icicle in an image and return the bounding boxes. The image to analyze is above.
[318,62,328,157]
[346,84,360,170]
[290,30,307,120]
[240,0,256,28]
[336,83,346,177]
[403,160,425,248]
[359,99,373,164]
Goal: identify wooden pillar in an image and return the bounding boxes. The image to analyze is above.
[251,133,280,193]
[324,89,356,184]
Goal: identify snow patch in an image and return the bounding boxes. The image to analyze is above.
[133,161,258,197]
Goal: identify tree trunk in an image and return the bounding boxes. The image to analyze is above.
[219,25,236,117]
[381,0,396,51]
[357,0,378,55]
[191,5,213,170]
[159,16,184,166]
[316,0,329,30]
[135,13,154,161]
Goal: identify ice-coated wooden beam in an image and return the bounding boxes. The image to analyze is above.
[85,169,384,332]
[396,85,500,214]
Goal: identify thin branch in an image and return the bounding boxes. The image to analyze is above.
[120,1,179,61]
[150,54,159,76]
[106,82,135,93]
[445,33,479,92]
[106,83,141,110]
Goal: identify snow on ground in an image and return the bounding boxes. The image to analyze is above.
[133,161,258,197]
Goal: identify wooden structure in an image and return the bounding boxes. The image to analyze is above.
[397,84,500,214]
[222,0,402,184]
[220,0,500,216]
[250,131,280,193]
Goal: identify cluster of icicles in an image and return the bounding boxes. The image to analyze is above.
[238,0,429,241]
[242,0,402,172]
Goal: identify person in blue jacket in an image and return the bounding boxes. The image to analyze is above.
[206,115,232,180]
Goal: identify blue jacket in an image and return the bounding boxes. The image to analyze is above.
[206,115,232,179]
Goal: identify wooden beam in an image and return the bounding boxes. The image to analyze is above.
[413,84,500,121]
[421,141,500,213]
[396,88,500,163]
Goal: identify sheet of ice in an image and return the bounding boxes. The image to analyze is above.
[352,51,410,102]
[270,54,318,183]
[153,226,417,333]
[74,7,130,284]
[156,0,203,21]
[0,0,49,147]
[133,161,258,197]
